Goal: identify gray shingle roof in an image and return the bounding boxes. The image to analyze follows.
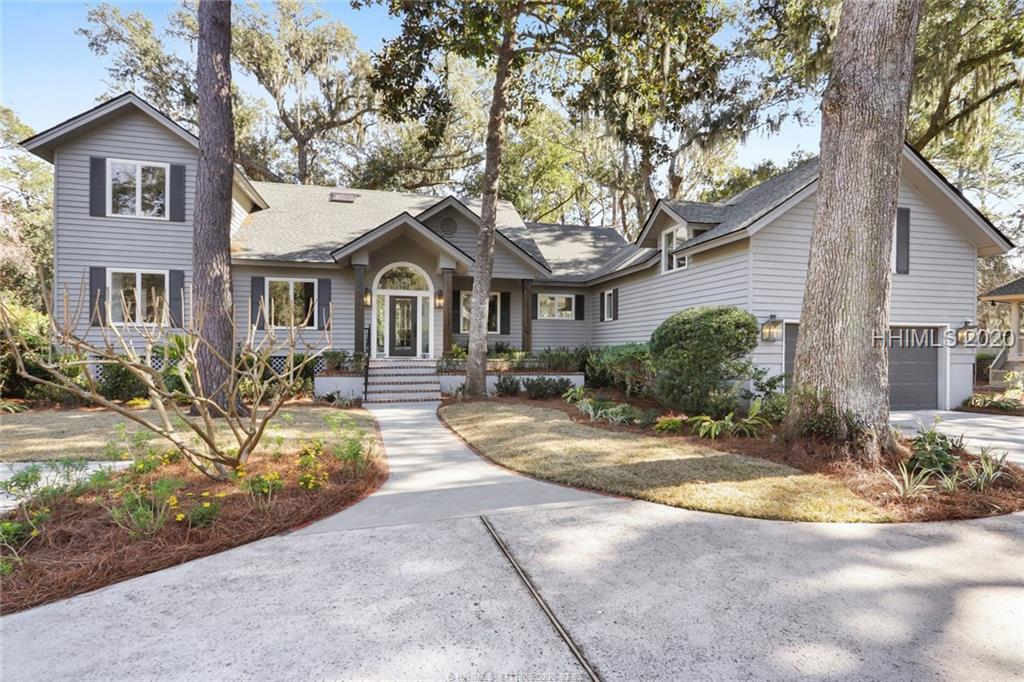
[983,277,1024,298]
[523,222,630,282]
[232,183,542,264]
[668,158,821,252]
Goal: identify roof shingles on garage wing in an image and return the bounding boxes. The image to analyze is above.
[668,158,821,253]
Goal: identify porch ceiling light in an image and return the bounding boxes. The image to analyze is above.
[956,319,977,345]
[760,314,783,342]
[363,288,371,307]
[435,291,445,309]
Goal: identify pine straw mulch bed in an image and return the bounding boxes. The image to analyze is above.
[0,449,388,615]
[955,405,1024,417]
[443,396,1024,523]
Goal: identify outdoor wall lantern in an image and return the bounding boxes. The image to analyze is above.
[956,319,977,345]
[760,314,783,342]
[435,291,445,309]
[363,288,371,307]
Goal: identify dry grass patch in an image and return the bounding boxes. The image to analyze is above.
[0,404,352,462]
[440,402,889,523]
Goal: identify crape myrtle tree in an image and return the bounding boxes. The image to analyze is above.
[365,0,730,396]
[784,0,924,461]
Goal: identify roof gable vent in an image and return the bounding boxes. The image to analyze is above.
[439,216,458,237]
[329,191,360,203]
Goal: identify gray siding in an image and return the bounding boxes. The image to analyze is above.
[423,207,540,279]
[748,177,977,408]
[532,286,591,349]
[588,240,751,346]
[52,112,197,344]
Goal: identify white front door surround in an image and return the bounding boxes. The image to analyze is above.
[371,261,436,359]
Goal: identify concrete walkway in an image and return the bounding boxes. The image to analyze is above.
[3,403,1023,680]
[891,410,1024,463]
[300,402,614,533]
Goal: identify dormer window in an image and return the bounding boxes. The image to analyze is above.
[661,226,688,274]
[108,158,169,219]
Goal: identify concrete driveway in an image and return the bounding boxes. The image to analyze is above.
[3,403,1023,681]
[891,410,1024,463]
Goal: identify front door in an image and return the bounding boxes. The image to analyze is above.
[388,296,417,357]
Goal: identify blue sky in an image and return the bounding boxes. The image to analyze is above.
[1,1,820,168]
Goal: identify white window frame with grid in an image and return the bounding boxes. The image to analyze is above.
[602,290,615,321]
[106,158,171,220]
[537,292,576,320]
[660,226,689,274]
[265,277,318,329]
[460,291,500,334]
[107,269,169,326]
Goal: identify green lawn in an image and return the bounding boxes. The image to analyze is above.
[0,405,375,462]
[440,402,890,523]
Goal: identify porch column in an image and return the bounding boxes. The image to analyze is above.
[353,264,366,355]
[442,268,454,355]
[1012,301,1022,361]
[522,278,533,352]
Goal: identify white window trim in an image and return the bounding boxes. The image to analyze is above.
[536,292,576,320]
[107,268,169,326]
[660,226,690,274]
[265,277,318,329]
[460,291,500,334]
[106,158,171,221]
[602,290,615,321]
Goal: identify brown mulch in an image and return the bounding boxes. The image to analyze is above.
[446,395,1024,523]
[0,450,388,615]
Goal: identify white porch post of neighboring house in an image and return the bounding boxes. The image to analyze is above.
[1011,300,1023,361]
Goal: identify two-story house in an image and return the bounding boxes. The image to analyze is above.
[21,92,1014,408]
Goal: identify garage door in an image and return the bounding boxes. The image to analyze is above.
[783,324,938,410]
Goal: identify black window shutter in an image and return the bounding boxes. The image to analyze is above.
[613,288,620,320]
[317,278,332,330]
[531,293,538,320]
[599,291,605,322]
[89,157,106,217]
[89,266,107,326]
[574,294,585,320]
[500,292,511,335]
[452,289,462,333]
[895,207,910,274]
[251,276,265,329]
[169,164,186,222]
[168,270,185,327]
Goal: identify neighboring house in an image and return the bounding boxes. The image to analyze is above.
[980,277,1024,387]
[21,93,1014,409]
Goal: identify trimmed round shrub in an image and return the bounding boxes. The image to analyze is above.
[649,306,759,416]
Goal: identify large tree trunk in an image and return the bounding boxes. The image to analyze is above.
[464,18,518,397]
[193,0,236,410]
[784,0,923,462]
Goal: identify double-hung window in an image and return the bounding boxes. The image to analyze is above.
[537,293,575,320]
[107,159,170,219]
[660,226,689,273]
[602,290,615,321]
[266,278,317,329]
[109,270,168,325]
[460,291,499,333]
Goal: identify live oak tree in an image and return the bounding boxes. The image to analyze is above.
[193,0,236,409]
[784,0,924,460]
[79,0,375,185]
